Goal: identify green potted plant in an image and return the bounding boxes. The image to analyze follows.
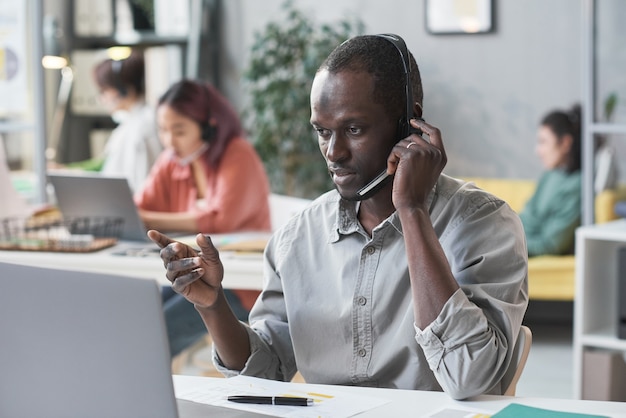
[243,2,364,198]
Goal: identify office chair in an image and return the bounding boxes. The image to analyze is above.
[502,325,533,396]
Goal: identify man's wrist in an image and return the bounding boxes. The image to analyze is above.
[396,204,430,220]
[193,285,227,312]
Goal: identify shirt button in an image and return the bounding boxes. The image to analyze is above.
[357,348,367,357]
[366,246,375,255]
[357,296,367,306]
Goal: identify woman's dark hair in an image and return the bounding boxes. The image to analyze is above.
[319,35,423,122]
[93,50,145,96]
[541,104,582,173]
[157,79,243,168]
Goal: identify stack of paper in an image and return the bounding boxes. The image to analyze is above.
[176,375,390,418]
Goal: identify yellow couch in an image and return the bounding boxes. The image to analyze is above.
[463,178,626,301]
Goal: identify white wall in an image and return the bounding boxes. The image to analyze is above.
[217,0,599,180]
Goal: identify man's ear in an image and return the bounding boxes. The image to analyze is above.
[413,102,423,119]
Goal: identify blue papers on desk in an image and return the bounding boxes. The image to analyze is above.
[491,403,609,418]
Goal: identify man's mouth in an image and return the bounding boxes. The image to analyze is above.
[329,168,356,185]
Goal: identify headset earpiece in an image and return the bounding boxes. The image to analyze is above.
[356,35,424,199]
[200,84,217,142]
[375,34,423,139]
[111,59,128,97]
[201,122,217,142]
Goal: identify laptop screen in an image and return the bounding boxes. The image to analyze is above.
[48,173,149,242]
[0,262,178,418]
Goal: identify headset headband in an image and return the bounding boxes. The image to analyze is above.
[375,33,414,132]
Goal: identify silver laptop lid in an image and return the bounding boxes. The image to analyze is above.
[0,262,178,418]
[48,173,149,242]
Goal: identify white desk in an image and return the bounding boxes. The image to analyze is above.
[173,375,626,417]
[0,239,265,290]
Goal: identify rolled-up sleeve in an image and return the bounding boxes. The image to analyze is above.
[414,290,508,399]
[213,324,287,379]
[416,188,528,399]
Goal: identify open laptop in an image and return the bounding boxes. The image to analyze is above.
[48,173,149,242]
[0,262,269,418]
[0,261,178,418]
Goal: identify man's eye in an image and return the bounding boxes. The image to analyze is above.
[314,127,329,136]
[348,127,361,135]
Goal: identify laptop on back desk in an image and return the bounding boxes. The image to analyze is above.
[48,173,150,242]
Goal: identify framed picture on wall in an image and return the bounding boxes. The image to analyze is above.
[425,0,494,35]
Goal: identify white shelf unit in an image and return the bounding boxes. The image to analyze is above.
[581,0,626,226]
[573,219,626,399]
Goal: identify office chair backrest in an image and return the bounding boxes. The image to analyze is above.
[268,193,311,231]
[502,325,533,396]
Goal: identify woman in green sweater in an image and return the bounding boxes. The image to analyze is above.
[519,105,582,256]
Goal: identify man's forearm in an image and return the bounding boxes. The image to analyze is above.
[399,206,459,329]
[196,288,251,370]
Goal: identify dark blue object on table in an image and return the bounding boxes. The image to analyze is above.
[615,201,626,219]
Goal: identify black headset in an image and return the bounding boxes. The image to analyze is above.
[200,84,217,142]
[111,59,128,97]
[374,33,423,140]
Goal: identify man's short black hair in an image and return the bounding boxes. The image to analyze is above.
[319,35,423,121]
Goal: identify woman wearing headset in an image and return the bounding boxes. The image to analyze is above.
[136,79,270,234]
[91,50,162,192]
[135,79,271,357]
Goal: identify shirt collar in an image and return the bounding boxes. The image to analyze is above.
[329,182,439,242]
[329,198,359,243]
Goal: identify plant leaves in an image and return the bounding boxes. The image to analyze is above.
[243,1,364,198]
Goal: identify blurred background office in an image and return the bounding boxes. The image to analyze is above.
[47,50,162,192]
[3,0,625,209]
[1,0,625,401]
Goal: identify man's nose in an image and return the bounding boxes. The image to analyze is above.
[325,133,348,162]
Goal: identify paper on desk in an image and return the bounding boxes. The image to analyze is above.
[175,375,390,418]
[212,232,270,253]
[427,408,491,418]
[174,232,271,253]
[218,238,268,253]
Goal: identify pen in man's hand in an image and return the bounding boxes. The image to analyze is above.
[227,395,314,406]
